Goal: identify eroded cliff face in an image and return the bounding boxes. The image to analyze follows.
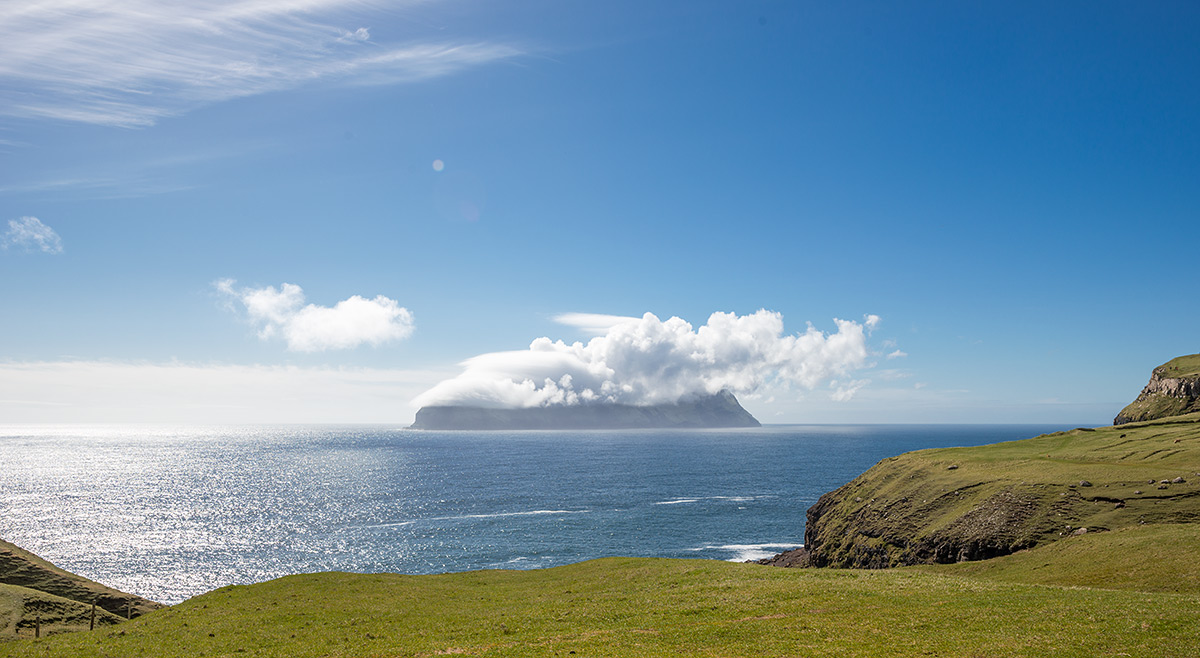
[1114,355,1200,425]
[797,419,1200,570]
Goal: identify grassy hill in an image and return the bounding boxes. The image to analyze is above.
[1157,354,1200,379]
[923,522,1200,593]
[0,539,163,639]
[1,552,1199,657]
[804,412,1200,568]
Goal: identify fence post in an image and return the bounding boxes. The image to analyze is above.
[35,614,40,639]
[90,602,97,631]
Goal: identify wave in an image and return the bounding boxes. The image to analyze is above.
[360,509,588,529]
[687,542,801,562]
[653,495,776,505]
[440,509,588,521]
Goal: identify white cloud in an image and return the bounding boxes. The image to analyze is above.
[216,279,414,352]
[552,312,641,336]
[0,360,444,423]
[2,216,63,254]
[0,1,523,126]
[887,349,908,359]
[829,378,870,402]
[412,310,879,409]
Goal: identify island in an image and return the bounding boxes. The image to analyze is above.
[409,389,761,430]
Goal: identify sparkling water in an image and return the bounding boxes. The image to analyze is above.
[0,424,1071,603]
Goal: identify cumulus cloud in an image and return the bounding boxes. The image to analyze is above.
[2,216,63,254]
[216,280,413,352]
[887,349,908,359]
[412,310,880,409]
[0,1,522,126]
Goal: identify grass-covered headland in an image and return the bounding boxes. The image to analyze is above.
[804,412,1200,569]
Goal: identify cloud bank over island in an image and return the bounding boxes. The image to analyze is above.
[216,279,414,352]
[412,310,882,409]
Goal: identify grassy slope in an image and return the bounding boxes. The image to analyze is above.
[0,539,163,639]
[1,557,1199,658]
[922,523,1200,593]
[1118,394,1200,424]
[1158,354,1200,379]
[805,413,1200,567]
[0,584,125,640]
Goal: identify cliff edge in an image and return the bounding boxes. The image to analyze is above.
[411,390,760,430]
[1114,354,1200,425]
[799,415,1200,569]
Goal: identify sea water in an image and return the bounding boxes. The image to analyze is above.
[0,424,1072,604]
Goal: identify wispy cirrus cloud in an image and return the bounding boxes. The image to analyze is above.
[2,216,63,254]
[0,1,523,127]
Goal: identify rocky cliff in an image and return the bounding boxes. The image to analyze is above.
[411,390,761,430]
[798,417,1200,569]
[1114,354,1200,425]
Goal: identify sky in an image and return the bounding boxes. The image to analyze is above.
[1,1,1198,425]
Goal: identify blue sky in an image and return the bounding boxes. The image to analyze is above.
[1,1,1197,424]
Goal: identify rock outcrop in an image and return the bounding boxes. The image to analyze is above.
[411,390,761,430]
[1114,354,1200,425]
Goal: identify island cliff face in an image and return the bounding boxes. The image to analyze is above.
[410,390,761,430]
[1114,354,1200,425]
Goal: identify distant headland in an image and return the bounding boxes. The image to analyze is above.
[410,389,761,430]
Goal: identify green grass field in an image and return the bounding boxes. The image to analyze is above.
[925,522,1200,593]
[2,553,1200,657]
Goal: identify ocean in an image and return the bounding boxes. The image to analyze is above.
[0,424,1074,604]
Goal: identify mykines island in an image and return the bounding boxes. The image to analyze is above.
[3,355,1200,656]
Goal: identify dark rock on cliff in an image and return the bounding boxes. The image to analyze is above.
[1114,355,1200,425]
[754,546,809,568]
[410,390,761,430]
